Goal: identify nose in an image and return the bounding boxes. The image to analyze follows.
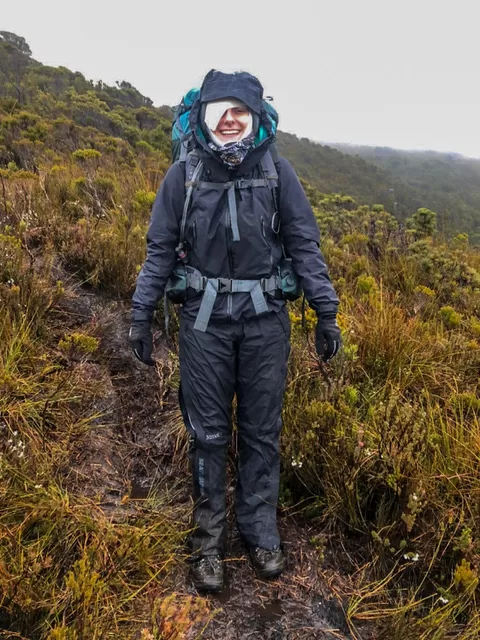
[223,109,235,124]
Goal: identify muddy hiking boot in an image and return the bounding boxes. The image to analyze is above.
[249,546,285,580]
[191,554,224,593]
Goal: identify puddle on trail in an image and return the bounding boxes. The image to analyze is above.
[252,599,284,621]
[211,584,240,604]
[212,586,284,621]
[129,482,151,499]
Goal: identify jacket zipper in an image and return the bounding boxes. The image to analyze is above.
[225,198,234,321]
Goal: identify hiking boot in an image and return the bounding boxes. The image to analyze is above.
[249,546,285,580]
[191,554,224,593]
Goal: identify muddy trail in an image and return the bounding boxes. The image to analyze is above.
[62,282,374,640]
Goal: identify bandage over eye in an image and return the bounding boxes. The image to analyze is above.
[204,99,253,139]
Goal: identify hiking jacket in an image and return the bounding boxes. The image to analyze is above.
[132,71,339,324]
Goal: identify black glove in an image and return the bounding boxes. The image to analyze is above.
[129,322,155,366]
[315,314,342,362]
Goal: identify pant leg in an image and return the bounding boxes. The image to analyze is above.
[235,307,291,549]
[179,316,238,556]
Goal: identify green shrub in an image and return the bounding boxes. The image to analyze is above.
[356,274,377,295]
[439,305,462,329]
[133,189,156,214]
[58,332,99,355]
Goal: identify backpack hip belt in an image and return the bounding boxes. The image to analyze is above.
[185,266,280,332]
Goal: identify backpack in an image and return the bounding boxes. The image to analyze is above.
[171,88,201,163]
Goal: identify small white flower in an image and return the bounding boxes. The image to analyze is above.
[18,451,24,458]
[403,552,420,562]
[34,484,42,489]
[12,431,18,436]
[438,596,449,604]
[412,493,418,501]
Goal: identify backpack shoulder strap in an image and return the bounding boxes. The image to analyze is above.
[260,147,279,183]
[184,148,201,182]
[178,136,188,163]
[268,142,280,165]
[177,150,203,248]
[260,149,280,233]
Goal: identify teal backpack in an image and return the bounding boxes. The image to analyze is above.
[171,88,200,162]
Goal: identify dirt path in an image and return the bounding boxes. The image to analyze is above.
[62,286,370,639]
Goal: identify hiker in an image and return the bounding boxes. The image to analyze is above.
[129,69,341,593]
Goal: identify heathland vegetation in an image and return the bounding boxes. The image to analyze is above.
[1,31,480,639]
[331,143,480,243]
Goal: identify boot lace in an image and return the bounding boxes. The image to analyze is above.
[254,547,279,563]
[196,555,222,575]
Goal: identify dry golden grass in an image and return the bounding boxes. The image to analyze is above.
[1,158,480,638]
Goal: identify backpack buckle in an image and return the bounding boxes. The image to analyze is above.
[217,278,232,293]
[234,179,250,189]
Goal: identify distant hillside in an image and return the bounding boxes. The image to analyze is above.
[1,30,479,241]
[0,30,173,177]
[330,143,480,241]
[275,132,421,221]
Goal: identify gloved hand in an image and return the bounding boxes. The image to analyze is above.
[129,322,156,366]
[315,314,342,362]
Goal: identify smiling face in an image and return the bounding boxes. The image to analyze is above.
[212,104,251,144]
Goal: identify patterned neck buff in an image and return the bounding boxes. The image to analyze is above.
[207,132,255,169]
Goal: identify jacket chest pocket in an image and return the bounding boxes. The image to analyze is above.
[231,188,279,276]
[186,193,231,273]
[185,184,280,278]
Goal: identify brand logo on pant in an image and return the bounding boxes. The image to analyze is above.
[206,433,220,440]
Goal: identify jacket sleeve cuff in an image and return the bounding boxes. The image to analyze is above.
[131,309,154,325]
[315,309,339,321]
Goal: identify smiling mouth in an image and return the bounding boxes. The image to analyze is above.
[220,130,241,135]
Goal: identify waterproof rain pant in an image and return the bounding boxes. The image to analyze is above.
[179,307,291,557]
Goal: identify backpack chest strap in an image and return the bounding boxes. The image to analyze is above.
[185,177,276,243]
[183,149,278,245]
[187,178,272,189]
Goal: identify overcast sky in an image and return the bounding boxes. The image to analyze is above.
[3,0,480,157]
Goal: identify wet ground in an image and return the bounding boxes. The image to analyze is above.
[191,521,354,640]
[60,287,374,639]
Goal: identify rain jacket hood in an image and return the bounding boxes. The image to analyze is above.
[189,70,276,173]
[200,70,264,114]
